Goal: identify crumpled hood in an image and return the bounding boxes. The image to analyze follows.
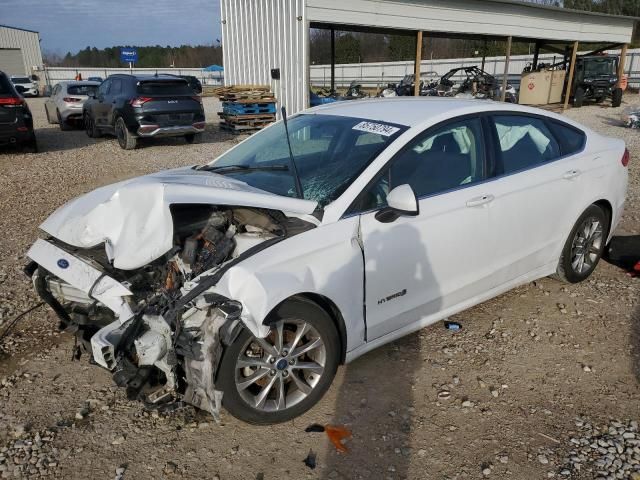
[40,166,317,270]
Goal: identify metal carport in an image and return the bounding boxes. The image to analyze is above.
[220,0,636,114]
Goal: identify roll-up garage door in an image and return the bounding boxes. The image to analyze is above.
[0,49,26,76]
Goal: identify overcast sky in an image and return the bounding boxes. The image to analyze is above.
[2,0,222,54]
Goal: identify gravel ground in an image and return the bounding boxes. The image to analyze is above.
[0,96,638,480]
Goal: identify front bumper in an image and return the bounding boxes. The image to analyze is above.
[136,124,205,137]
[26,239,135,322]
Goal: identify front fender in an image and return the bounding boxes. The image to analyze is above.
[204,217,366,352]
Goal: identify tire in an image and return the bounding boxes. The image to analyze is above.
[217,298,340,425]
[57,110,71,131]
[184,133,200,144]
[84,112,99,138]
[115,116,137,150]
[45,104,55,124]
[612,88,623,108]
[555,205,608,284]
[573,87,585,108]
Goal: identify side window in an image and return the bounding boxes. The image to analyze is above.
[110,78,122,95]
[97,79,111,96]
[52,85,60,96]
[492,115,561,175]
[547,120,586,157]
[353,117,485,212]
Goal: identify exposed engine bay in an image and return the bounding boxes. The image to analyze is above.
[26,205,314,420]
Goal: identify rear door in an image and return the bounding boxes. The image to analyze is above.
[93,78,112,127]
[45,84,56,120]
[483,113,586,287]
[105,77,123,126]
[136,80,202,127]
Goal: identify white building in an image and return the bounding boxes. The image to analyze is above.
[0,24,44,77]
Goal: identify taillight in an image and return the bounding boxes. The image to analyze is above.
[622,148,630,167]
[63,97,82,103]
[191,96,202,104]
[130,97,152,107]
[0,97,24,106]
[192,121,206,130]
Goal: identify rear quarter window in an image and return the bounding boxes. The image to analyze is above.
[547,120,586,156]
[137,81,192,95]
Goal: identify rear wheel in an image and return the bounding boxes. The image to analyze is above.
[555,205,608,283]
[115,117,137,150]
[612,88,623,108]
[57,110,71,131]
[217,298,340,424]
[84,112,99,138]
[45,104,55,124]
[184,133,200,144]
[573,87,585,108]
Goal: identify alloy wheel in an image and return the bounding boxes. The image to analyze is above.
[570,216,603,274]
[234,319,327,412]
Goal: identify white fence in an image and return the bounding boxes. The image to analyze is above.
[42,67,224,86]
[310,49,640,89]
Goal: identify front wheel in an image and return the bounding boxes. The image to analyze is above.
[611,88,623,108]
[555,205,608,283]
[217,298,340,424]
[115,117,137,150]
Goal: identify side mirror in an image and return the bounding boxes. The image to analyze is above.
[375,184,419,223]
[15,85,26,94]
[88,92,96,99]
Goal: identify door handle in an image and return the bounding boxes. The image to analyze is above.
[466,194,494,207]
[563,169,581,180]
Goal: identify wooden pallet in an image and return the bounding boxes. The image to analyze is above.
[217,112,276,122]
[220,122,272,132]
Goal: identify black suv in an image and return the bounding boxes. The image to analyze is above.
[83,74,205,150]
[0,70,37,152]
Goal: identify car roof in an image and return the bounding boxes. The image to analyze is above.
[109,74,187,82]
[307,97,580,129]
[59,81,100,86]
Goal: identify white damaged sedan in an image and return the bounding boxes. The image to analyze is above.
[26,98,628,424]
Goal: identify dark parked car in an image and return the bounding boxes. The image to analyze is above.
[178,75,203,94]
[0,70,37,152]
[83,74,205,150]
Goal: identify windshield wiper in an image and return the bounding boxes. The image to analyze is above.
[199,164,290,174]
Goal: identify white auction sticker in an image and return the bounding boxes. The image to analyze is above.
[352,121,400,137]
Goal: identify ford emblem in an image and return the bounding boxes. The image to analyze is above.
[57,258,69,269]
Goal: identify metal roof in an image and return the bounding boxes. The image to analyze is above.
[482,0,639,21]
[306,0,636,44]
[0,25,39,34]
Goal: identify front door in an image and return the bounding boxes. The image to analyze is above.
[354,116,496,340]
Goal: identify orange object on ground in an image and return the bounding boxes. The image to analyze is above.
[324,425,352,453]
